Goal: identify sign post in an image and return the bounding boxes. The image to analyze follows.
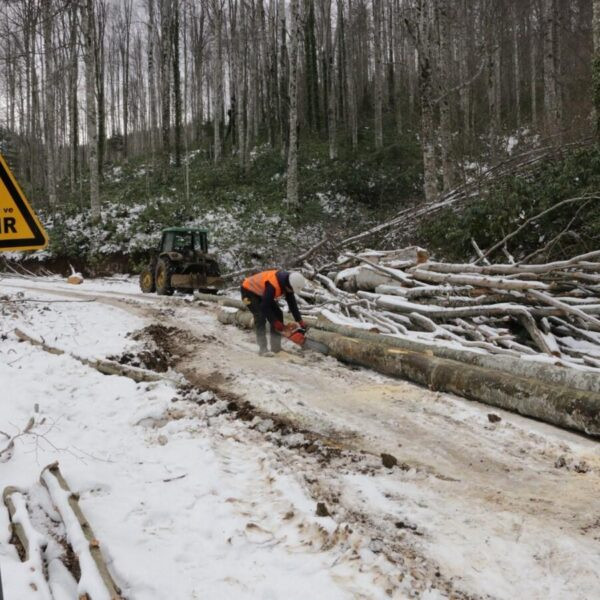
[0,153,48,252]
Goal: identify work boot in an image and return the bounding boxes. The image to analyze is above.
[259,349,275,357]
[270,333,282,354]
[256,330,268,354]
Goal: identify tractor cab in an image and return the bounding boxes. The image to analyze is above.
[139,227,223,295]
[160,228,208,255]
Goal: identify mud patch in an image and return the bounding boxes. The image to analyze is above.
[110,324,195,372]
[177,372,345,463]
[554,455,592,473]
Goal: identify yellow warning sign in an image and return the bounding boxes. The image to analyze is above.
[0,153,48,251]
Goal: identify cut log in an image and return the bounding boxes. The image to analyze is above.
[194,292,247,310]
[343,252,418,285]
[218,308,600,396]
[359,293,600,320]
[409,268,549,291]
[218,307,254,329]
[335,265,398,292]
[311,315,600,394]
[306,329,600,436]
[418,250,600,276]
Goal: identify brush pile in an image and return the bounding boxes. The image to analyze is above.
[298,247,600,371]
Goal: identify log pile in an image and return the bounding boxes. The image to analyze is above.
[296,247,600,372]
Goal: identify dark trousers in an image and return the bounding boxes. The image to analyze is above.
[240,287,283,352]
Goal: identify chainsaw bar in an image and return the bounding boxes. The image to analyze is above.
[304,338,329,355]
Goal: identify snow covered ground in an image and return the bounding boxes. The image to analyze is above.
[1,276,600,599]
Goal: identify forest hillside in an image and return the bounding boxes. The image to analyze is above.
[1,0,599,272]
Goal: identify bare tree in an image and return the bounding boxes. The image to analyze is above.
[42,0,57,206]
[372,0,384,149]
[593,0,600,134]
[407,0,438,202]
[543,0,561,133]
[286,0,300,205]
[82,0,101,219]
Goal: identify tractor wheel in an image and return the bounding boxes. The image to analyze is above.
[139,266,156,293]
[155,257,174,296]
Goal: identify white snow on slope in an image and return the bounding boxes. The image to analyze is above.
[0,286,401,599]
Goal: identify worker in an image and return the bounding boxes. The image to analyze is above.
[241,269,307,356]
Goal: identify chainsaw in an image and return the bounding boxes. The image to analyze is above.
[282,322,329,355]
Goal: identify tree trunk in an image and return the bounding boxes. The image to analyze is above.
[593,0,600,135]
[392,0,404,136]
[372,0,384,149]
[42,0,57,206]
[172,0,182,167]
[346,0,358,149]
[147,0,159,157]
[82,0,101,220]
[94,0,106,177]
[512,3,522,129]
[160,0,172,156]
[304,0,320,131]
[286,0,300,205]
[530,8,538,127]
[68,4,79,193]
[487,24,500,151]
[543,0,560,133]
[414,0,438,202]
[458,0,470,141]
[212,0,223,163]
[278,0,289,155]
[231,0,246,169]
[437,0,454,191]
[327,0,337,159]
[120,1,133,159]
[219,309,600,436]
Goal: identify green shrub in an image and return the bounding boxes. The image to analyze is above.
[419,145,600,261]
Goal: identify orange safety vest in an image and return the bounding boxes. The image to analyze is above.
[242,270,283,298]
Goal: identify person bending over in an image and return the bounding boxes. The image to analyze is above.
[241,270,307,356]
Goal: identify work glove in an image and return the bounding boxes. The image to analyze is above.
[298,320,308,332]
[273,320,285,332]
[288,330,306,346]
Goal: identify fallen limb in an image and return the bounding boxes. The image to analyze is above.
[3,487,53,598]
[0,416,35,463]
[517,312,557,356]
[289,236,330,266]
[528,290,600,331]
[41,462,123,600]
[478,195,600,263]
[14,329,167,383]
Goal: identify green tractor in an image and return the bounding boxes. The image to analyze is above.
[139,227,224,295]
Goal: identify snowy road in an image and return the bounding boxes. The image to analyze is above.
[1,276,600,599]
